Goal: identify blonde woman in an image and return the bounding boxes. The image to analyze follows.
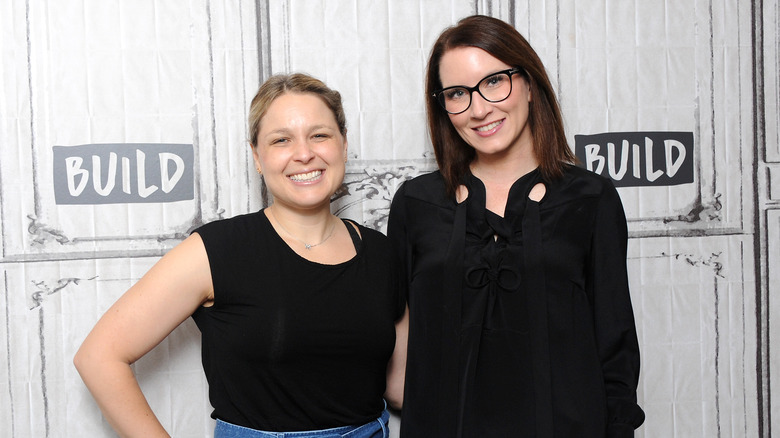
[75,73,408,438]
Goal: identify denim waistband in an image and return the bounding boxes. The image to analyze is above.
[214,407,390,438]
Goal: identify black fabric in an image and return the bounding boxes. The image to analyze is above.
[388,165,644,438]
[191,210,403,432]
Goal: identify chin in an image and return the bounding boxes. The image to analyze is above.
[471,144,513,156]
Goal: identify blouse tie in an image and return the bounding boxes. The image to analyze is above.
[465,173,555,437]
[464,212,522,293]
[449,171,555,436]
[464,252,521,292]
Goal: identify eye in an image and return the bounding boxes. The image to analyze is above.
[483,74,506,88]
[270,137,289,145]
[444,88,467,101]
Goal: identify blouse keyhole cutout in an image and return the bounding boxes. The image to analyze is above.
[456,184,469,204]
[529,182,546,202]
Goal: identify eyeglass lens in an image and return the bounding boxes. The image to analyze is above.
[438,71,514,114]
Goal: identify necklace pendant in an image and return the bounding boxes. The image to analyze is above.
[304,243,313,250]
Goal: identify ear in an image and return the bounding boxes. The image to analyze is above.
[343,138,349,162]
[525,79,532,103]
[250,142,262,172]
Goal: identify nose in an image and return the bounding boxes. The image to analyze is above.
[293,139,315,163]
[468,90,491,119]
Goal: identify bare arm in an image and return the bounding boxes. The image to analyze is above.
[73,233,213,437]
[384,305,409,410]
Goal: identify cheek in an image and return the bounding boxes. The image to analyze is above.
[447,113,463,127]
[500,97,529,122]
[256,151,270,168]
[448,114,471,137]
[257,151,288,172]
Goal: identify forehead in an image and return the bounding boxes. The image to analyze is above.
[439,46,511,87]
[260,92,337,131]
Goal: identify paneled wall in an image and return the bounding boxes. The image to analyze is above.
[1,0,776,436]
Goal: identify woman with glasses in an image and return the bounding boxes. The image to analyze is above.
[388,15,644,437]
[75,73,408,438]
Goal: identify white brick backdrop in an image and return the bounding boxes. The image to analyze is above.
[1,0,777,436]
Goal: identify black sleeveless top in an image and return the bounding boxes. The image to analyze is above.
[191,209,403,431]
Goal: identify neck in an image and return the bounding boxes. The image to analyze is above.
[471,151,538,185]
[266,204,335,244]
[471,134,537,181]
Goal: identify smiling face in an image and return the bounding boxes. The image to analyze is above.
[439,46,534,163]
[252,92,348,212]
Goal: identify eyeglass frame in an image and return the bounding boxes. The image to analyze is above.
[432,67,525,115]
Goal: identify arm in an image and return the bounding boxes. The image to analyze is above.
[73,233,213,437]
[588,181,645,436]
[384,305,409,410]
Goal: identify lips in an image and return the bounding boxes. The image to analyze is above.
[475,119,503,132]
[288,170,322,182]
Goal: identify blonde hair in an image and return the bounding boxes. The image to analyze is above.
[248,73,347,147]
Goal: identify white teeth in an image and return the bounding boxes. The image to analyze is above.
[476,120,502,132]
[289,170,322,182]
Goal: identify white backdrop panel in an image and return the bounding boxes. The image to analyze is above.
[1,0,776,437]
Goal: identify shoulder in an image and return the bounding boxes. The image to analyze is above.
[350,220,384,237]
[346,220,396,265]
[403,170,445,190]
[193,211,266,252]
[550,165,618,198]
[194,211,262,235]
[537,165,622,212]
[392,171,452,209]
[558,165,627,219]
[563,164,614,188]
[350,221,390,247]
[403,170,444,193]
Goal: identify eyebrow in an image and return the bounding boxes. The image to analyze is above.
[308,124,336,132]
[263,124,336,137]
[441,69,513,88]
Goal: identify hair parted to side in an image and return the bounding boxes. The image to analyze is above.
[248,73,347,147]
[426,15,576,198]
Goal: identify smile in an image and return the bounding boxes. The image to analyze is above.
[475,120,503,132]
[288,170,322,182]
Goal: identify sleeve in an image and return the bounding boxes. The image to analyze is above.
[587,180,645,437]
[191,217,247,306]
[385,228,407,321]
[387,181,411,303]
[191,222,218,277]
[192,221,228,280]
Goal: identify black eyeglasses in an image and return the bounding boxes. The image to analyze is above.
[432,68,523,114]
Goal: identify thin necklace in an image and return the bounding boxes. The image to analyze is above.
[272,212,337,250]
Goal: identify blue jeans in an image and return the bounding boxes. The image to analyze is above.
[213,408,390,438]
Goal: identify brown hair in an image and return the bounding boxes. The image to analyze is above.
[426,15,575,198]
[248,73,347,147]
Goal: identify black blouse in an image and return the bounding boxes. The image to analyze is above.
[460,171,538,435]
[388,166,644,438]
